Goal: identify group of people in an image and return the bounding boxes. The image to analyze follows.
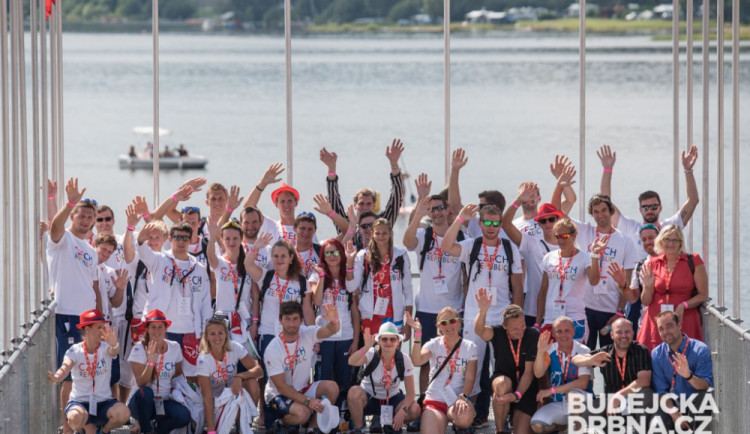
[45,140,714,434]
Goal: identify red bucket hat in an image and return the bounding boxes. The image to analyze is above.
[271,183,300,204]
[144,309,172,328]
[76,309,110,329]
[534,203,563,222]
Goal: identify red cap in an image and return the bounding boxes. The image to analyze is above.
[271,183,300,204]
[144,309,172,327]
[76,309,110,329]
[534,203,563,222]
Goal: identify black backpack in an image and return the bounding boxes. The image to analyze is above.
[361,255,406,292]
[356,347,406,391]
[467,237,515,291]
[418,226,464,271]
[260,270,307,300]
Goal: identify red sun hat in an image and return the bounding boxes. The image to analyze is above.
[271,183,300,204]
[76,309,111,329]
[143,309,172,328]
[534,203,563,222]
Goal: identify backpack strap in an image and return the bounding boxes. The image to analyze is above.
[418,226,435,271]
[234,273,248,312]
[468,237,484,282]
[635,259,646,292]
[395,350,405,382]
[261,271,275,296]
[427,338,462,387]
[686,254,695,275]
[361,259,371,292]
[298,275,307,299]
[501,238,515,293]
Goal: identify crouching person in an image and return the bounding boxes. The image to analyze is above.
[264,301,342,433]
[47,309,131,434]
[347,322,421,434]
[127,309,191,433]
[406,309,477,434]
[530,317,593,433]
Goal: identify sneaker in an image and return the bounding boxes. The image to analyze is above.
[406,419,421,432]
[472,417,490,429]
[453,424,475,434]
[382,426,398,434]
[370,418,382,433]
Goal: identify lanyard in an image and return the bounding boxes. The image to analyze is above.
[300,246,315,276]
[274,272,292,305]
[88,233,95,247]
[373,255,392,299]
[212,351,229,383]
[325,279,341,304]
[507,331,522,380]
[281,225,297,246]
[380,355,395,404]
[433,236,445,277]
[280,332,300,382]
[82,342,99,395]
[482,240,499,287]
[664,258,678,304]
[155,351,165,395]
[224,254,240,296]
[594,228,613,272]
[557,349,570,382]
[169,258,196,295]
[670,336,690,391]
[556,252,575,298]
[190,240,201,255]
[614,351,627,390]
[443,338,462,386]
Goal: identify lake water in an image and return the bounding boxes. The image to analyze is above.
[49,31,750,318]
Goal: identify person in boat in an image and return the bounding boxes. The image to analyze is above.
[127,309,191,434]
[406,308,477,434]
[178,144,188,157]
[632,225,708,351]
[345,217,414,340]
[530,317,593,434]
[403,194,465,400]
[47,309,131,434]
[309,238,360,406]
[474,298,539,434]
[441,202,523,429]
[161,146,175,158]
[347,322,421,434]
[319,139,406,233]
[650,311,714,431]
[196,313,264,433]
[47,178,103,434]
[129,145,137,158]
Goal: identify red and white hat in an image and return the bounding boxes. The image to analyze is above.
[143,309,172,328]
[76,309,110,329]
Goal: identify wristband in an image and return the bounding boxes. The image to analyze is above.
[346,268,354,273]
[249,248,259,256]
[208,431,217,434]
[615,311,624,317]
[54,371,63,378]
[682,301,689,309]
[126,225,135,232]
[514,391,522,401]
[328,171,336,177]
[327,210,336,218]
[330,319,339,324]
[550,386,556,395]
[512,201,520,209]
[457,216,466,224]
[48,195,56,200]
[414,332,422,337]
[66,201,77,208]
[590,254,600,259]
[318,272,326,277]
[603,168,613,173]
[226,207,234,213]
[685,372,694,381]
[252,317,259,322]
[172,194,178,202]
[533,323,540,329]
[147,362,156,367]
[143,211,151,219]
[359,348,366,356]
[684,169,693,174]
[346,228,355,235]
[255,185,264,192]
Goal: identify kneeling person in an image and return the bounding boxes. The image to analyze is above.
[264,301,341,431]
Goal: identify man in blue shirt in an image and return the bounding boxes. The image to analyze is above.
[651,311,713,430]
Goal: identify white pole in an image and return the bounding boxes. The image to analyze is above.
[10,0,20,340]
[41,1,50,303]
[152,0,160,207]
[1,0,10,349]
[17,0,31,326]
[50,8,58,193]
[672,0,680,213]
[443,0,451,183]
[716,0,725,307]
[57,5,64,191]
[284,0,293,185]
[686,0,694,252]
[578,0,586,220]
[731,0,740,318]
[31,0,41,311]
[701,0,709,276]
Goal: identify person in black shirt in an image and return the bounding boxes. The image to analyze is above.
[474,290,539,434]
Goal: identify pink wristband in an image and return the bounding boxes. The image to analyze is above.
[143,211,151,219]
[318,272,326,277]
[147,362,156,367]
[682,301,688,309]
[172,194,178,202]
[66,201,76,208]
[359,348,366,356]
[414,332,422,337]
[514,391,522,400]
[126,225,135,231]
[346,228,355,235]
[603,168,613,173]
[512,201,520,209]
[249,248,259,255]
[226,207,234,213]
[457,216,466,224]
[48,195,56,200]
[327,210,336,218]
[346,268,354,273]
[550,386,556,395]
[328,172,336,177]
[615,311,624,317]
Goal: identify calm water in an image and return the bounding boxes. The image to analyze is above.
[47,32,750,317]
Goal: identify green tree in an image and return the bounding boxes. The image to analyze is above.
[387,0,422,21]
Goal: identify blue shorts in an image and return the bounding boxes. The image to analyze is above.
[65,398,118,428]
[363,391,406,416]
[56,314,82,381]
[110,356,121,387]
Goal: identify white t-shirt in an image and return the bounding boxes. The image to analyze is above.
[572,220,639,313]
[103,233,127,269]
[259,213,281,244]
[410,228,464,314]
[458,237,523,325]
[257,270,305,336]
[128,340,184,398]
[97,264,120,320]
[47,230,99,315]
[187,238,208,267]
[541,250,591,323]
[298,245,321,278]
[132,259,153,319]
[513,216,544,242]
[241,241,272,270]
[310,275,355,341]
[519,234,559,318]
[359,348,414,400]
[423,337,478,403]
[65,341,115,403]
[617,211,683,259]
[196,341,249,398]
[467,217,510,241]
[263,325,320,401]
[214,254,252,316]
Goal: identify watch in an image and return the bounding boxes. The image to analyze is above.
[459,393,469,401]
[685,372,694,381]
[305,398,311,407]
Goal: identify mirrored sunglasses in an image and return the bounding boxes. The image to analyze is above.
[481,220,500,227]
[438,317,460,326]
[323,250,341,258]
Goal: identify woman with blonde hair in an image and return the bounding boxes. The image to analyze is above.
[635,225,708,350]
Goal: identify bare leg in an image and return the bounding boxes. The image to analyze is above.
[512,410,532,434]
[491,376,512,432]
[61,381,74,434]
[420,407,448,433]
[347,386,368,429]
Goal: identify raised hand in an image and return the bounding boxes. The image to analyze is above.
[451,148,468,171]
[404,311,422,333]
[321,302,340,324]
[131,196,149,218]
[385,138,405,165]
[414,173,431,199]
[362,327,374,349]
[537,330,552,353]
[475,287,493,313]
[260,163,285,188]
[607,262,627,288]
[346,204,356,227]
[597,145,616,170]
[252,232,274,251]
[517,182,539,205]
[682,144,698,171]
[206,215,220,240]
[182,177,207,193]
[549,155,571,179]
[113,269,131,291]
[102,324,118,347]
[227,185,243,211]
[557,163,577,188]
[639,262,655,289]
[413,196,431,219]
[47,178,58,198]
[345,240,357,262]
[312,194,334,216]
[458,204,478,222]
[319,147,338,172]
[64,178,86,204]
[145,339,159,364]
[125,204,139,228]
[172,184,194,202]
[590,235,609,256]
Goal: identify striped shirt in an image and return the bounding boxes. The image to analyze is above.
[590,341,652,394]
[326,172,405,234]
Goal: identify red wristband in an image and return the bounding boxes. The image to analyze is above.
[603,168,613,173]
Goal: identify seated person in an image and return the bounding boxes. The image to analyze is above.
[178,144,188,157]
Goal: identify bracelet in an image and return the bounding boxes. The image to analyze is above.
[54,371,63,378]
[48,195,56,200]
[615,311,624,317]
[413,340,421,344]
[414,332,422,337]
[346,228,355,235]
[359,348,366,356]
[327,210,336,218]
[126,225,135,232]
[330,319,339,324]
[533,323,540,329]
[318,272,326,277]
[590,254,600,259]
[550,386,556,394]
[682,301,689,309]
[226,207,234,213]
[172,194,178,202]
[685,372,694,381]
[512,201,519,209]
[255,185,264,192]
[603,168,613,173]
[514,391,522,401]
[457,216,466,224]
[249,248,259,255]
[252,317,259,322]
[346,268,354,273]
[66,201,76,208]
[684,169,693,174]
[143,211,151,219]
[328,171,336,177]
[147,362,156,367]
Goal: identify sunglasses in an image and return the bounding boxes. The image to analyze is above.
[430,204,447,213]
[663,238,681,244]
[640,204,660,211]
[207,313,229,327]
[438,317,460,326]
[172,234,191,242]
[323,250,341,258]
[537,217,558,225]
[96,216,113,223]
[359,222,373,230]
[478,203,489,209]
[181,206,200,213]
[481,220,500,227]
[222,221,241,230]
[554,233,573,240]
[82,198,98,206]
[380,336,399,343]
